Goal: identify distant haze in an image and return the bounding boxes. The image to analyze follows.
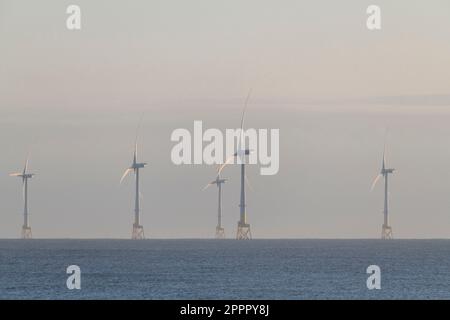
[1,0,450,238]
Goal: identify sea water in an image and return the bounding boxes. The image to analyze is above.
[0,239,449,299]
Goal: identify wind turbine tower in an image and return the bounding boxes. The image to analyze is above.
[371,141,395,239]
[121,138,147,240]
[236,157,251,240]
[203,172,227,239]
[10,155,35,239]
[220,90,253,240]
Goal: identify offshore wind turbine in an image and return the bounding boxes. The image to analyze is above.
[10,154,35,239]
[371,138,395,239]
[219,90,253,240]
[203,169,227,239]
[120,128,147,240]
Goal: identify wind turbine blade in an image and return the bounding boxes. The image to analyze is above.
[238,89,252,152]
[133,113,144,164]
[382,127,390,171]
[217,155,235,175]
[240,88,252,130]
[202,183,214,191]
[22,180,26,200]
[370,174,382,191]
[245,173,254,192]
[9,173,21,177]
[23,154,30,175]
[120,168,132,184]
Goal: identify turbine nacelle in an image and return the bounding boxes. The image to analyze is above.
[233,149,251,157]
[212,177,227,185]
[216,178,227,184]
[10,154,35,181]
[371,135,395,191]
[382,168,395,175]
[121,162,147,184]
[120,132,147,184]
[119,144,147,184]
[203,175,227,191]
[10,173,35,179]
[132,162,147,169]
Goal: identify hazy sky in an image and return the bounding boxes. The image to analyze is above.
[1,0,450,238]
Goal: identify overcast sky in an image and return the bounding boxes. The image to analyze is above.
[1,0,450,238]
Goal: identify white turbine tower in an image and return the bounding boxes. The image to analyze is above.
[219,90,253,240]
[120,129,147,240]
[203,169,227,239]
[371,138,395,239]
[10,154,35,239]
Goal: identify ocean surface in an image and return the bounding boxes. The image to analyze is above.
[0,239,449,299]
